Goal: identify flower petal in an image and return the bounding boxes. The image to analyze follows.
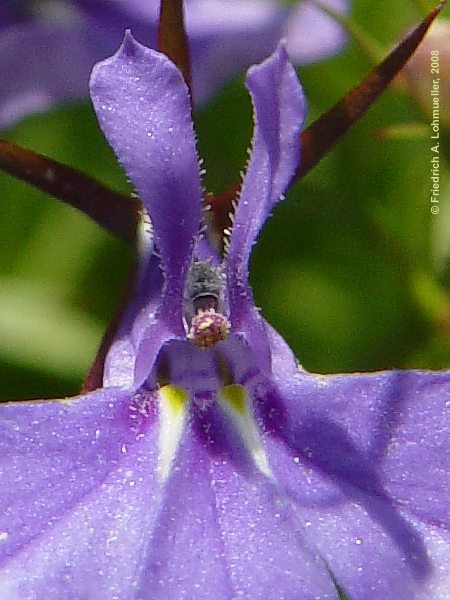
[187,0,287,103]
[0,1,347,128]
[104,236,219,389]
[225,42,305,371]
[103,252,163,388]
[286,0,349,64]
[0,388,166,598]
[90,32,202,332]
[76,0,291,108]
[227,42,305,285]
[135,404,339,598]
[381,372,450,529]
[0,3,19,27]
[260,333,450,598]
[202,405,340,598]
[0,19,115,129]
[133,320,182,388]
[136,416,232,597]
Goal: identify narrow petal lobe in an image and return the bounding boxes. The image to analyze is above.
[226,43,306,371]
[90,32,203,331]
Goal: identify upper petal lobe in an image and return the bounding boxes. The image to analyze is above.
[225,43,306,372]
[90,32,203,332]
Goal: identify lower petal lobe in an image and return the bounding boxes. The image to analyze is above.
[261,326,450,597]
[0,388,164,599]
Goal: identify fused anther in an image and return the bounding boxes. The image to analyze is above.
[187,308,230,348]
[184,260,230,347]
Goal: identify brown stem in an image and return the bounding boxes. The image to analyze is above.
[81,260,138,392]
[296,0,447,180]
[158,0,192,99]
[0,139,140,244]
[209,1,447,233]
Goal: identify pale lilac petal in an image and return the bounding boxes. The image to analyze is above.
[226,43,305,371]
[264,428,432,598]
[0,1,348,128]
[133,322,183,388]
[103,334,139,388]
[0,19,116,129]
[0,388,165,598]
[227,42,305,278]
[104,238,219,388]
[286,0,349,63]
[295,499,429,599]
[76,0,160,25]
[194,234,221,264]
[186,0,287,103]
[76,0,348,90]
[90,32,202,332]
[200,406,339,598]
[406,519,450,600]
[381,373,450,529]
[0,2,19,27]
[0,386,334,599]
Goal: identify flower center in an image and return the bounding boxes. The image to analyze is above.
[187,308,230,347]
[184,260,230,347]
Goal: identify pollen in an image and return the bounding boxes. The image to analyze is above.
[187,308,230,348]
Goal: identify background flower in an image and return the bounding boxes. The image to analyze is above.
[0,0,348,128]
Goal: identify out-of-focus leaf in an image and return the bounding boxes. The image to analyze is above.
[0,279,101,384]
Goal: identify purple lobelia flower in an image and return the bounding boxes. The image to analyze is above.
[0,0,348,128]
[0,32,449,600]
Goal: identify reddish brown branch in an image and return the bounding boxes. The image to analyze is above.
[0,139,140,244]
[158,0,192,98]
[209,1,446,233]
[296,0,446,180]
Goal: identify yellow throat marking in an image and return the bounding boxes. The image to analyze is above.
[157,385,189,481]
[220,384,272,478]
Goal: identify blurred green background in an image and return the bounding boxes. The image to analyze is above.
[0,0,449,400]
